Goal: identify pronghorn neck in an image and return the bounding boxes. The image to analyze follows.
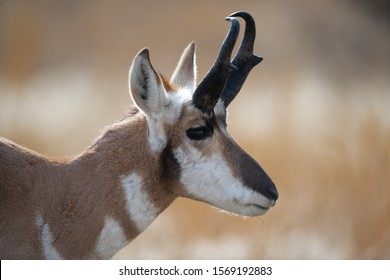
[41,109,178,259]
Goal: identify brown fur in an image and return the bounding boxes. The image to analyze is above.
[0,108,180,259]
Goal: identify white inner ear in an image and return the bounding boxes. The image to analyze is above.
[170,42,196,92]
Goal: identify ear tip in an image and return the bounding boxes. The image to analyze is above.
[138,48,150,59]
[186,41,196,52]
[130,48,154,79]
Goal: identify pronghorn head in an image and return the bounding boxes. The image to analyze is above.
[129,12,278,217]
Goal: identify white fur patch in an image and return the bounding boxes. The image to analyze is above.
[95,217,128,259]
[146,88,189,153]
[171,87,193,105]
[174,147,273,216]
[214,98,227,119]
[121,173,159,232]
[35,215,62,260]
[147,117,168,153]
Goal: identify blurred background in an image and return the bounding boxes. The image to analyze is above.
[1,0,389,259]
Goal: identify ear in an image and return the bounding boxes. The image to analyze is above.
[129,49,168,117]
[170,42,196,92]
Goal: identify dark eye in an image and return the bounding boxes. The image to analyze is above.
[186,126,212,141]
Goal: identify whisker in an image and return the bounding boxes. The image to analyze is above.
[249,205,265,224]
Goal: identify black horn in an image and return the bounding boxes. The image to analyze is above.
[192,17,240,113]
[220,12,263,107]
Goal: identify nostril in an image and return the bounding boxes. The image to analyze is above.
[266,184,279,201]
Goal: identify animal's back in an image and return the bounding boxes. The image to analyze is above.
[0,137,49,259]
[0,137,46,197]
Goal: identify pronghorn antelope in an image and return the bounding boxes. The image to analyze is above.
[0,12,278,259]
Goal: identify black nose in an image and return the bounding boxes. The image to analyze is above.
[266,183,279,201]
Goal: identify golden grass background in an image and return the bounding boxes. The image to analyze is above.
[1,0,389,259]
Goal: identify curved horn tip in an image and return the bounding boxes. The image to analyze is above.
[214,16,240,63]
[224,16,236,22]
[224,16,240,31]
[228,11,254,21]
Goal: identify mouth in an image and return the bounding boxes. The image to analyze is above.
[246,204,270,216]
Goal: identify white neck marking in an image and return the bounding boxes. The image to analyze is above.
[121,173,159,232]
[36,214,62,260]
[95,217,128,259]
